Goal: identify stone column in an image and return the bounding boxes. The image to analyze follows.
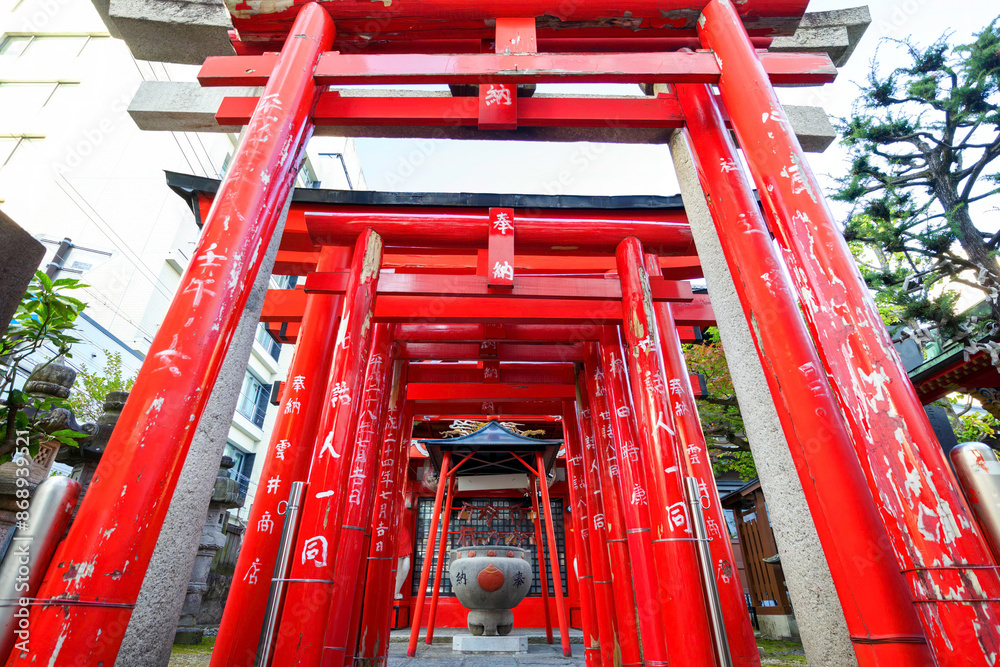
[174,457,245,644]
[669,130,857,667]
[0,211,44,339]
[115,200,288,667]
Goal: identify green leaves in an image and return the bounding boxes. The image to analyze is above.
[1,271,89,460]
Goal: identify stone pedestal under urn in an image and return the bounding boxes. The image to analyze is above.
[449,545,532,637]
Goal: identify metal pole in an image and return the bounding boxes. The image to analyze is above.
[645,254,759,667]
[951,442,1000,564]
[44,238,73,279]
[700,2,1000,662]
[405,450,451,657]
[256,481,306,667]
[355,398,412,667]
[590,332,658,667]
[7,6,335,663]
[535,450,572,657]
[530,473,554,644]
[271,229,385,665]
[0,476,80,661]
[616,236,717,666]
[671,79,931,664]
[685,477,732,667]
[214,245,351,667]
[320,326,397,667]
[561,400,600,667]
[574,377,620,667]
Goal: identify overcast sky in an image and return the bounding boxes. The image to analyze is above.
[352,0,999,223]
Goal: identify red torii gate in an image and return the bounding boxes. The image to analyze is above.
[10,2,1000,667]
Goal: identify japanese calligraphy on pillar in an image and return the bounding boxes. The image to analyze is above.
[488,208,515,288]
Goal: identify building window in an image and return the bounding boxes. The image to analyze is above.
[255,323,281,363]
[0,34,107,61]
[0,135,40,169]
[236,371,269,428]
[223,443,254,496]
[412,496,567,597]
[0,82,78,113]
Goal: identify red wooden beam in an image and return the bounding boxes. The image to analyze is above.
[398,342,585,362]
[408,383,577,401]
[199,51,836,87]
[303,209,693,255]
[375,294,624,324]
[304,272,694,302]
[407,363,576,384]
[264,316,703,344]
[273,247,703,278]
[218,92,688,128]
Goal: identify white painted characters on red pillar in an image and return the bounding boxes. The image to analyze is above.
[258,512,274,535]
[717,558,734,585]
[184,277,217,308]
[196,242,228,269]
[330,381,352,406]
[284,398,301,415]
[492,211,513,234]
[266,476,281,494]
[484,85,512,106]
[686,444,702,465]
[244,558,261,585]
[631,484,648,505]
[290,375,306,392]
[666,501,688,533]
[275,439,290,460]
[302,536,328,567]
[492,260,514,282]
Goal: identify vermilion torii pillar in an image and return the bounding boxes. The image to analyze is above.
[699,0,1000,662]
[574,377,622,667]
[585,336,665,667]
[562,399,600,667]
[271,228,385,665]
[4,6,335,665]
[213,245,351,667]
[321,324,397,667]
[355,397,412,667]
[672,80,932,664]
[530,472,555,644]
[645,255,759,667]
[616,237,718,666]
[535,449,573,658]
[581,346,646,667]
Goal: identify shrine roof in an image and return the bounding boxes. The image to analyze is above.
[165,171,686,226]
[419,421,562,476]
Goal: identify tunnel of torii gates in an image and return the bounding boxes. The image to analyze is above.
[9,0,1000,666]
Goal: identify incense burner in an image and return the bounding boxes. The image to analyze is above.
[448,546,532,636]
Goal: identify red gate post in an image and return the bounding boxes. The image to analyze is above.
[213,245,351,667]
[574,379,621,666]
[645,255,760,667]
[582,352,640,665]
[320,323,397,667]
[424,472,456,643]
[561,400,600,667]
[535,450,572,657]
[406,450,451,657]
[531,474,555,643]
[616,236,718,666]
[355,397,412,667]
[588,334,666,667]
[698,1,1000,662]
[4,6,335,664]
[672,79,933,664]
[271,228,385,665]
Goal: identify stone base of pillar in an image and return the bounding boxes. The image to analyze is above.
[759,614,800,642]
